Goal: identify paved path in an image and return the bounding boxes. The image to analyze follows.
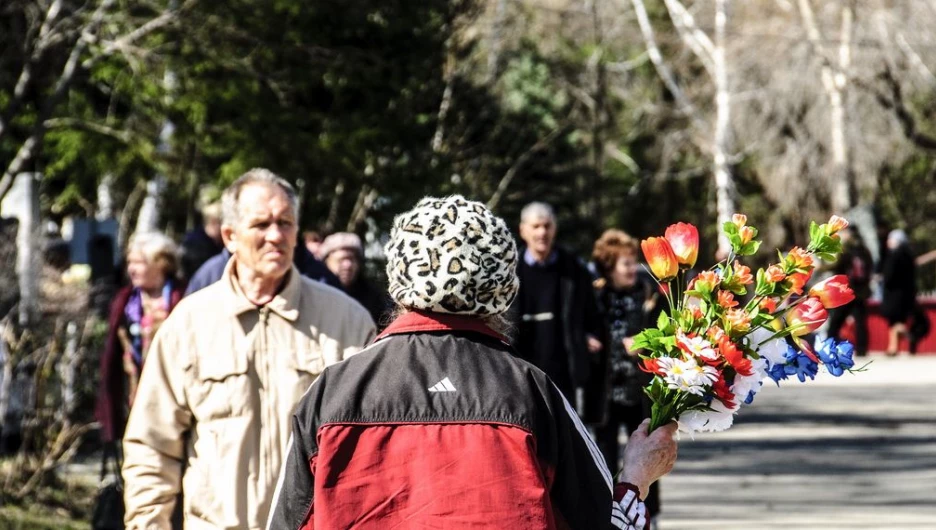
[658,355,936,529]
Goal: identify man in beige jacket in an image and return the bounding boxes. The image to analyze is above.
[122,169,376,530]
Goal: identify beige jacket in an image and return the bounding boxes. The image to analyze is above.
[122,260,375,530]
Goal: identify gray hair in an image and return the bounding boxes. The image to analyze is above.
[888,229,909,246]
[127,231,180,277]
[520,201,556,224]
[221,168,298,226]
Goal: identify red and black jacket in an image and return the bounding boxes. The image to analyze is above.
[267,311,645,529]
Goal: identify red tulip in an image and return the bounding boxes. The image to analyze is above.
[664,222,699,268]
[641,237,679,281]
[809,274,855,309]
[788,297,828,336]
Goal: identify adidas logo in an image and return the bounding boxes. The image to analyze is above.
[428,377,457,393]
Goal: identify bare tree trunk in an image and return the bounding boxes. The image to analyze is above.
[56,322,79,429]
[15,174,41,326]
[135,177,164,235]
[798,0,854,213]
[713,0,735,256]
[486,0,509,84]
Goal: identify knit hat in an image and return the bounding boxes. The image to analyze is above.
[385,195,519,316]
[317,232,363,260]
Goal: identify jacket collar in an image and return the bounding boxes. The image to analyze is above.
[376,310,508,344]
[222,257,301,321]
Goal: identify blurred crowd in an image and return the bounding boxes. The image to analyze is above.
[87,169,929,529]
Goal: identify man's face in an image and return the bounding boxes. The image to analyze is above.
[519,215,556,257]
[325,248,360,288]
[222,183,297,281]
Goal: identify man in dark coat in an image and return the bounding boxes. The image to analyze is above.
[510,201,603,409]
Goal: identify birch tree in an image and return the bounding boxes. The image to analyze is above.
[631,0,736,255]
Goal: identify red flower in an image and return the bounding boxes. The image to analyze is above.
[641,237,679,281]
[712,330,754,376]
[765,265,786,283]
[717,290,738,309]
[808,274,855,309]
[827,215,849,234]
[665,222,700,268]
[732,261,754,285]
[712,372,737,409]
[788,297,828,336]
[640,358,664,375]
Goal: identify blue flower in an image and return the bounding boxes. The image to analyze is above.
[815,337,855,377]
[766,362,788,384]
[784,349,819,382]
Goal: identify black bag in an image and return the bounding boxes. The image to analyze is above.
[91,444,125,530]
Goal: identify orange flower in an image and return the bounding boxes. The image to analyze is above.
[788,297,828,336]
[732,213,747,228]
[641,237,679,281]
[739,226,756,245]
[827,215,849,234]
[693,270,721,293]
[732,261,754,285]
[717,290,738,309]
[710,327,754,376]
[765,265,786,283]
[665,222,699,268]
[726,308,751,332]
[808,274,855,309]
[786,247,814,270]
[786,270,812,295]
[759,298,778,313]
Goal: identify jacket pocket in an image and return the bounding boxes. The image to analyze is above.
[185,416,251,529]
[189,351,250,421]
[286,342,325,404]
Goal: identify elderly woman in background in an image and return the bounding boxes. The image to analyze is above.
[881,229,918,356]
[95,232,185,444]
[591,228,664,525]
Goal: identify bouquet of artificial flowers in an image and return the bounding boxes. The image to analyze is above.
[633,214,865,434]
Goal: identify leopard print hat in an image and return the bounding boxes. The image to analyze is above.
[385,195,520,316]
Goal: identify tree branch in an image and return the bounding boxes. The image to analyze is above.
[486,124,570,211]
[662,0,717,77]
[630,0,707,131]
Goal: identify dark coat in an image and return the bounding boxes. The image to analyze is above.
[95,283,185,443]
[509,246,604,399]
[881,244,917,324]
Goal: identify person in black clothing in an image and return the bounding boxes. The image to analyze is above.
[179,201,224,280]
[826,227,873,356]
[511,202,603,407]
[882,229,917,355]
[318,232,390,326]
[591,228,664,522]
